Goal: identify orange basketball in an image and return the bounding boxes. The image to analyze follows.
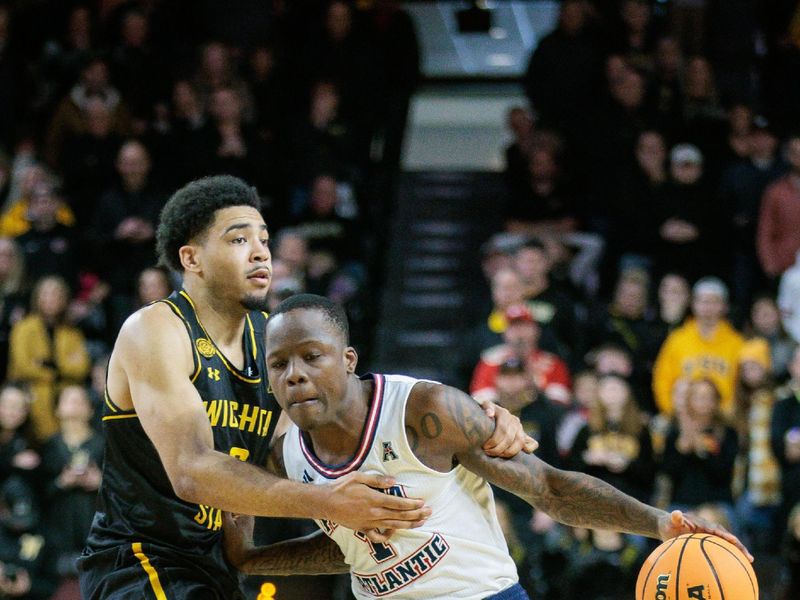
[636,533,758,600]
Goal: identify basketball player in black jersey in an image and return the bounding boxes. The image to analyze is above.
[78,175,534,599]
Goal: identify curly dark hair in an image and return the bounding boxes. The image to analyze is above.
[267,293,350,344]
[156,175,261,272]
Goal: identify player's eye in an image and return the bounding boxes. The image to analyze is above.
[269,360,286,370]
[305,353,320,362]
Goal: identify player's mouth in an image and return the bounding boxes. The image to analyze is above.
[246,268,271,285]
[290,397,319,408]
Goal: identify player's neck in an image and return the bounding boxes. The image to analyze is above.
[182,281,247,347]
[306,376,371,465]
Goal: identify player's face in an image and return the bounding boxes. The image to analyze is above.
[265,309,357,431]
[193,206,271,310]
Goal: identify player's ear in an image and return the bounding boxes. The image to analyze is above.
[344,346,358,373]
[179,244,201,273]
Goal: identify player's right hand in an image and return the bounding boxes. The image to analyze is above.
[322,472,431,536]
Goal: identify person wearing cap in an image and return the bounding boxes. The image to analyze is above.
[470,303,572,406]
[718,114,786,309]
[757,133,800,278]
[652,143,718,281]
[652,276,745,415]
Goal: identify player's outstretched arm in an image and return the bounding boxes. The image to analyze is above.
[409,383,751,559]
[223,512,348,576]
[116,305,430,532]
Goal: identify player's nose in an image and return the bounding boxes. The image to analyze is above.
[285,359,307,386]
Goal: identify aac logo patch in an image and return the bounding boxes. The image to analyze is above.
[196,338,215,358]
[382,441,398,462]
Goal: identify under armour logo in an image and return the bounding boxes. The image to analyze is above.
[245,367,254,376]
[382,441,398,462]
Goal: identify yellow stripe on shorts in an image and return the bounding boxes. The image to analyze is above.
[132,542,167,600]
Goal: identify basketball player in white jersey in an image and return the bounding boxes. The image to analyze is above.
[224,294,752,599]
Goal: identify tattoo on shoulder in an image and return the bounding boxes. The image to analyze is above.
[405,426,419,452]
[420,413,442,439]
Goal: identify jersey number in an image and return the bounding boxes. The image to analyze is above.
[192,447,250,530]
[352,485,405,563]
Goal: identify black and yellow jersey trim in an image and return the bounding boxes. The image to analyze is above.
[178,291,261,384]
[160,298,202,383]
[132,543,168,600]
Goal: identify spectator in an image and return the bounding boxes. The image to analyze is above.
[570,373,655,502]
[40,385,103,582]
[0,238,27,379]
[7,276,90,441]
[504,106,536,207]
[0,166,75,239]
[734,338,781,554]
[609,0,658,72]
[514,239,581,361]
[44,56,132,168]
[651,272,691,345]
[778,251,800,344]
[747,295,796,379]
[523,0,601,138]
[557,369,599,457]
[653,143,718,280]
[135,266,172,307]
[90,140,163,332]
[757,133,800,279]
[771,346,800,529]
[653,277,745,416]
[647,37,684,132]
[109,9,161,120]
[661,377,739,511]
[471,303,571,405]
[0,385,39,487]
[192,41,254,122]
[15,182,79,288]
[719,115,786,310]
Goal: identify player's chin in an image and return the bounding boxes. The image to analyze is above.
[288,401,324,429]
[241,290,270,312]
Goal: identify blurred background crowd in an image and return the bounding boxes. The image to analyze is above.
[0,0,798,598]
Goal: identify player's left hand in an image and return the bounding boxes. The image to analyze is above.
[480,400,538,458]
[657,510,753,562]
[222,512,255,568]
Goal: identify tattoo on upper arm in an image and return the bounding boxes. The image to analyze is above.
[406,426,419,452]
[440,386,495,448]
[420,413,442,439]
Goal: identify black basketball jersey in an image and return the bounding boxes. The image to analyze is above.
[83,289,280,588]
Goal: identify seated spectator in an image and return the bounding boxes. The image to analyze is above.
[40,385,102,582]
[135,266,172,308]
[608,0,658,72]
[682,56,725,127]
[653,277,745,416]
[771,346,800,530]
[294,174,360,278]
[570,373,655,502]
[15,182,79,289]
[746,294,796,379]
[0,238,27,378]
[90,140,163,332]
[7,276,90,441]
[43,55,132,169]
[514,239,581,361]
[647,37,684,132]
[503,106,536,206]
[734,338,781,553]
[0,385,39,486]
[653,143,719,280]
[192,41,255,123]
[60,96,123,228]
[661,378,739,511]
[471,304,571,405]
[459,267,526,387]
[557,369,598,457]
[651,272,691,345]
[0,475,58,599]
[0,166,75,239]
[779,250,800,344]
[109,8,161,120]
[273,228,310,287]
[757,133,800,279]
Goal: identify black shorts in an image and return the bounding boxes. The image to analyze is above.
[78,542,245,600]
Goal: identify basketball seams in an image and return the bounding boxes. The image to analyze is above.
[702,538,757,597]
[674,535,692,599]
[640,536,680,599]
[700,538,725,600]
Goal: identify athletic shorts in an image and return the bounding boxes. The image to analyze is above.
[485,583,531,600]
[77,542,244,600]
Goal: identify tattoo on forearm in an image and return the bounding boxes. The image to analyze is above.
[420,413,442,439]
[243,532,348,576]
[444,386,662,538]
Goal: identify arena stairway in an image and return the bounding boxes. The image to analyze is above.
[371,171,506,386]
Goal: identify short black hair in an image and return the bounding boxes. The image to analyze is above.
[267,294,349,344]
[156,175,261,272]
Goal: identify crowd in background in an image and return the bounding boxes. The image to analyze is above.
[465,1,800,598]
[0,0,799,598]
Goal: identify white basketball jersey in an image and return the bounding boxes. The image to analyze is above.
[282,374,519,599]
